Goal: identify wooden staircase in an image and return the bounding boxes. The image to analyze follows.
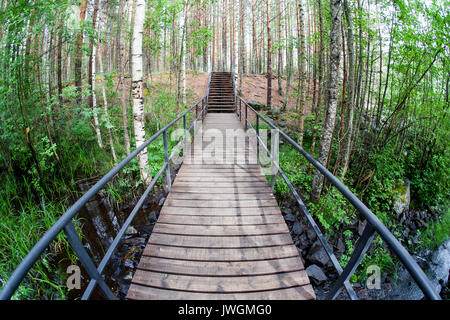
[207,72,236,113]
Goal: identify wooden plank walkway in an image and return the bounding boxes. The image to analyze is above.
[127,113,315,300]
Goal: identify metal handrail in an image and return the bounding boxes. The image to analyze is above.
[236,95,441,300]
[0,96,208,300]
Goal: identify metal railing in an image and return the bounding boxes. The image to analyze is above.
[0,96,209,300]
[235,94,440,300]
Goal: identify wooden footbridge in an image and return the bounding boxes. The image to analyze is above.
[127,72,314,299]
[0,72,440,300]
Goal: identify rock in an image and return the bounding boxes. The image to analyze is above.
[124,259,135,269]
[125,226,138,235]
[278,121,287,128]
[158,197,166,206]
[135,225,153,235]
[271,107,281,118]
[307,240,330,266]
[358,220,367,236]
[284,213,296,222]
[292,221,305,235]
[148,211,157,223]
[306,264,328,285]
[281,207,292,215]
[247,100,264,111]
[123,272,133,281]
[306,228,317,241]
[393,180,410,215]
[336,237,345,253]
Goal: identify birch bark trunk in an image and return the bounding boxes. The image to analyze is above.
[132,0,150,184]
[311,0,342,203]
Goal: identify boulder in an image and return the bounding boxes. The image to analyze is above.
[147,211,157,223]
[281,207,292,215]
[306,228,317,241]
[271,107,281,118]
[284,213,296,223]
[292,221,305,235]
[393,179,411,215]
[247,100,264,111]
[306,240,330,266]
[125,226,138,235]
[306,264,328,285]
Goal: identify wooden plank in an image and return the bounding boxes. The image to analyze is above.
[177,172,262,178]
[127,284,315,300]
[166,193,275,201]
[143,244,299,261]
[169,186,272,194]
[136,256,304,276]
[131,270,310,293]
[160,206,281,216]
[148,233,294,248]
[164,199,278,208]
[171,181,270,188]
[152,223,288,236]
[157,214,284,226]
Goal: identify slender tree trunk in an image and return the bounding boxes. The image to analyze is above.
[266,0,272,110]
[74,0,88,105]
[132,0,150,184]
[90,0,103,149]
[98,2,117,163]
[340,0,355,178]
[277,0,283,96]
[311,0,342,203]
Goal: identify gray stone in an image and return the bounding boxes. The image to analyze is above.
[306,228,317,241]
[124,259,135,269]
[284,213,296,222]
[336,237,345,253]
[247,100,264,111]
[125,226,138,235]
[148,211,157,222]
[307,240,330,266]
[393,179,411,215]
[358,220,367,236]
[281,207,292,215]
[278,121,287,128]
[158,197,166,206]
[292,221,305,235]
[272,107,281,117]
[306,264,328,285]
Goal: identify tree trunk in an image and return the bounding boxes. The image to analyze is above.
[266,0,272,110]
[131,0,150,184]
[74,0,88,105]
[340,0,355,178]
[310,0,342,203]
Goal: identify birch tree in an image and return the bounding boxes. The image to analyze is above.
[132,0,150,184]
[311,0,342,203]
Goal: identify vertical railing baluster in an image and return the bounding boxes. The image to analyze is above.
[245,102,248,131]
[163,130,171,192]
[63,221,116,300]
[270,129,279,191]
[256,115,260,163]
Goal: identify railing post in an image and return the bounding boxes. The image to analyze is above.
[163,130,171,192]
[63,221,117,300]
[256,116,260,163]
[245,102,248,131]
[270,129,279,191]
[239,100,242,122]
[327,223,377,300]
[197,102,199,120]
